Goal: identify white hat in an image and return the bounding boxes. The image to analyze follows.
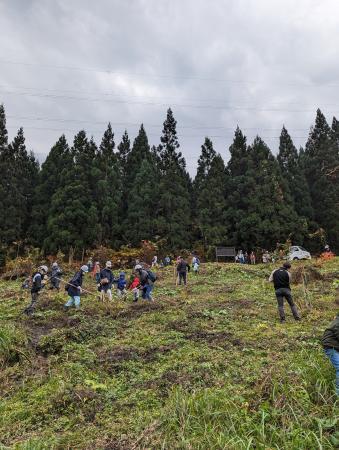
[106,261,112,268]
[39,265,48,273]
[134,264,142,270]
[81,265,89,273]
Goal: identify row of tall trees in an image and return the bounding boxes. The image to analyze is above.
[0,104,338,256]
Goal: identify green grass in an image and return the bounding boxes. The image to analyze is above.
[0,259,338,449]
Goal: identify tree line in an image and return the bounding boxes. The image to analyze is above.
[0,104,338,258]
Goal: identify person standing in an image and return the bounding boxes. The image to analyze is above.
[322,313,339,396]
[23,265,48,316]
[129,272,140,302]
[50,262,62,290]
[176,257,190,286]
[64,265,89,310]
[192,255,200,275]
[116,272,127,299]
[250,251,256,265]
[93,262,101,283]
[269,262,301,323]
[135,264,155,301]
[98,261,114,302]
[151,255,158,267]
[87,258,93,273]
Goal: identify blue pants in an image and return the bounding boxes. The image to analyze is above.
[142,284,153,301]
[65,296,81,308]
[324,348,339,395]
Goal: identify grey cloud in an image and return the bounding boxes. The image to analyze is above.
[0,0,338,174]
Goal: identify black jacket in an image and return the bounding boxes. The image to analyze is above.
[177,261,190,273]
[272,268,291,290]
[31,272,43,293]
[322,315,339,350]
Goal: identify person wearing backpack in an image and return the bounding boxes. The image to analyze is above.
[322,313,339,396]
[23,265,48,316]
[50,262,63,290]
[98,261,114,302]
[64,265,89,309]
[129,272,141,302]
[135,264,155,301]
[176,257,190,285]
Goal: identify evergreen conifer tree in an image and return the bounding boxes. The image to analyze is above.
[304,109,339,249]
[95,123,121,247]
[30,135,71,245]
[278,126,313,219]
[156,108,192,249]
[196,153,228,247]
[124,158,159,246]
[46,131,100,254]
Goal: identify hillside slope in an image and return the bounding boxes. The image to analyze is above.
[0,260,338,449]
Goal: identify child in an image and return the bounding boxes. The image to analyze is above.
[129,273,140,302]
[192,255,200,275]
[116,272,127,299]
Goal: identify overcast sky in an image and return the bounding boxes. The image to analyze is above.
[0,0,338,175]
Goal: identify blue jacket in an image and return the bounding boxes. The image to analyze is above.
[99,268,114,289]
[67,270,84,297]
[116,273,127,290]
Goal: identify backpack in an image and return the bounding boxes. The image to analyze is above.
[147,270,157,283]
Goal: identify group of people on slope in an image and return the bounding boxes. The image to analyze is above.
[269,261,339,397]
[23,260,157,316]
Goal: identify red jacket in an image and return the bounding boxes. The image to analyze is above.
[129,277,140,289]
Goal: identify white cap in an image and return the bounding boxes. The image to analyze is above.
[106,261,112,268]
[52,262,58,268]
[81,265,89,272]
[134,264,142,270]
[39,265,48,273]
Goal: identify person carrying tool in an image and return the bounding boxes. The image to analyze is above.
[50,262,62,290]
[176,257,190,285]
[23,265,48,316]
[268,262,301,323]
[64,265,89,309]
[322,313,339,396]
[98,261,114,301]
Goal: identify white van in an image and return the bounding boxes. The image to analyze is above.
[288,246,311,261]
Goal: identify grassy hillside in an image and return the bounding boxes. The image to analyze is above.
[0,259,338,449]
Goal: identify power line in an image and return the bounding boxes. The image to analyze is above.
[6,124,308,140]
[1,89,335,113]
[1,59,338,88]
[1,84,338,108]
[6,114,311,132]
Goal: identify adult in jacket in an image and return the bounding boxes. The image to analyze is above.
[322,314,339,396]
[64,265,89,309]
[269,262,301,322]
[98,261,114,301]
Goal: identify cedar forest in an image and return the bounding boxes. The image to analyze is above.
[0,104,338,259]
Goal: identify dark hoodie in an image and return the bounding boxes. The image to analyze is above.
[322,315,339,350]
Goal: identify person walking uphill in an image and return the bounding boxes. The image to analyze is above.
[23,265,48,316]
[177,257,190,286]
[322,313,339,396]
[64,265,89,309]
[269,262,301,323]
[98,261,114,302]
